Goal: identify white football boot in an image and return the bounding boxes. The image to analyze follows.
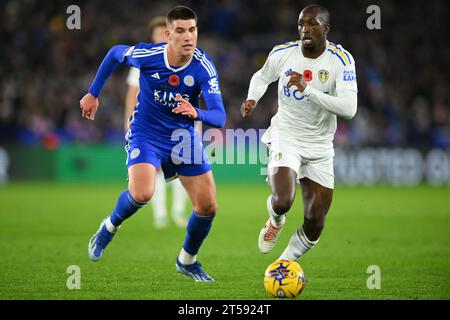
[258,219,284,254]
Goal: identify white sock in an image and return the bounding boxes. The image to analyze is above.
[279,226,319,261]
[178,248,196,265]
[105,218,119,233]
[171,179,187,220]
[267,195,285,228]
[152,171,167,223]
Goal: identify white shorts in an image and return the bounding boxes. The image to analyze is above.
[266,141,335,189]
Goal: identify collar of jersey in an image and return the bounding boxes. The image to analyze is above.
[163,45,194,73]
[299,40,328,62]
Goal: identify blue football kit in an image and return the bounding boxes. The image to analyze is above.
[87,42,225,281]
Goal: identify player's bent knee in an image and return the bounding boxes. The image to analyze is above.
[271,194,294,215]
[194,201,218,216]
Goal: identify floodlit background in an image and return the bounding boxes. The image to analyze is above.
[0,0,449,299]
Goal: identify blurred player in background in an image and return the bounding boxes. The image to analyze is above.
[125,16,188,229]
[80,6,226,282]
[241,5,357,261]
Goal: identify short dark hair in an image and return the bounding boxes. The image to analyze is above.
[148,16,166,34]
[166,6,197,26]
[302,4,330,25]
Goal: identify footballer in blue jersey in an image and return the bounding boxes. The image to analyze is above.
[80,6,226,282]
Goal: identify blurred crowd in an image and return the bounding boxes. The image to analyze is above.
[0,0,449,150]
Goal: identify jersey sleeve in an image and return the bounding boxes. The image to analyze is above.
[246,46,282,104]
[88,43,156,97]
[123,43,164,69]
[195,53,226,128]
[335,48,358,93]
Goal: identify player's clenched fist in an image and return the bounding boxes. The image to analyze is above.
[241,99,256,118]
[287,71,307,92]
[80,93,99,120]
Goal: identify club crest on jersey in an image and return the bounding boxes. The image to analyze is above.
[168,74,180,86]
[183,75,195,87]
[318,70,329,83]
[130,148,140,160]
[273,152,283,161]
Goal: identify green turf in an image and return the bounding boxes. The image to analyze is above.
[0,182,449,299]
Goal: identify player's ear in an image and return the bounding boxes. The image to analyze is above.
[164,28,171,40]
[323,24,330,36]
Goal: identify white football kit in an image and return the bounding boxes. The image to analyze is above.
[247,40,358,189]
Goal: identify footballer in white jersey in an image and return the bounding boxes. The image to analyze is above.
[241,5,357,262]
[254,39,356,157]
[249,38,357,189]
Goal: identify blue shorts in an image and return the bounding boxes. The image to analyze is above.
[125,138,211,181]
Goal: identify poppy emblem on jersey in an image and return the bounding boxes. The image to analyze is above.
[303,70,313,82]
[168,74,180,86]
[183,75,195,87]
[318,69,329,83]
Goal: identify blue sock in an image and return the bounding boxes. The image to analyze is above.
[109,190,147,227]
[182,211,215,256]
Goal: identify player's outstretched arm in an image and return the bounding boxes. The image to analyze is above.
[88,45,132,97]
[242,50,280,118]
[241,68,272,118]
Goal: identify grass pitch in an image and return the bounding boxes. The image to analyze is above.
[0,182,449,299]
